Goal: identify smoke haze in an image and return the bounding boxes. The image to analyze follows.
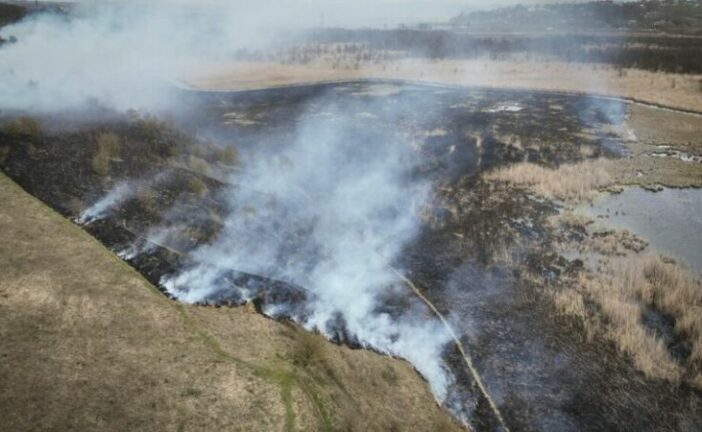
[1,0,613,425]
[161,89,459,398]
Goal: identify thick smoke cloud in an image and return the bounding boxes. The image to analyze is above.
[2,0,522,420]
[0,0,572,113]
[0,1,315,111]
[162,90,457,400]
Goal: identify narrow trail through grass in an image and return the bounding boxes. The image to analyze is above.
[387,264,510,432]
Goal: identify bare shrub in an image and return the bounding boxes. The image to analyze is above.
[137,188,161,221]
[380,366,398,384]
[0,146,9,164]
[3,116,41,137]
[91,152,110,176]
[551,210,592,231]
[191,143,206,158]
[584,230,648,256]
[187,177,208,197]
[91,133,121,176]
[97,132,121,157]
[136,116,166,142]
[484,159,615,202]
[67,197,85,216]
[216,146,239,166]
[187,156,211,176]
[291,331,326,368]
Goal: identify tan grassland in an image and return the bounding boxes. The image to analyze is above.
[0,172,463,432]
[186,59,702,112]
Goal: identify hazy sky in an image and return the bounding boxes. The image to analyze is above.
[61,0,556,27]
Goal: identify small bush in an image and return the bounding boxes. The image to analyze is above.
[291,331,326,368]
[3,116,41,137]
[0,146,9,164]
[91,133,121,176]
[92,151,111,176]
[216,146,239,167]
[137,188,161,221]
[191,143,206,158]
[97,132,121,157]
[188,156,211,176]
[67,197,85,216]
[136,116,166,142]
[187,177,208,197]
[180,387,202,398]
[381,366,398,384]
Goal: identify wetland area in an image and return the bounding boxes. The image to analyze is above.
[2,81,701,431]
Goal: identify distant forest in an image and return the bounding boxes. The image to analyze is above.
[304,1,702,74]
[449,0,702,35]
[307,29,702,74]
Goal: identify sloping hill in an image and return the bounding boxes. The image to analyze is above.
[0,172,462,432]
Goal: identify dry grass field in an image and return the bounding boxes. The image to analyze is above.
[0,172,463,432]
[185,59,702,112]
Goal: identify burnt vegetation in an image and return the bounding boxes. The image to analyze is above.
[0,111,233,252]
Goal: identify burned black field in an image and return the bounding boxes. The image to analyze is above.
[2,82,701,431]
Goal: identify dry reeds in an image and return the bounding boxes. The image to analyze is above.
[484,159,615,202]
[2,116,41,137]
[553,254,702,386]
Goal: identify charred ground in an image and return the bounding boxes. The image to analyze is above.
[3,82,701,430]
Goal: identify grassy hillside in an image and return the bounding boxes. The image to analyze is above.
[0,172,462,432]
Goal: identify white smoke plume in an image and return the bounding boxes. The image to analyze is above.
[78,181,135,224]
[0,1,316,112]
[163,90,457,399]
[0,0,557,418]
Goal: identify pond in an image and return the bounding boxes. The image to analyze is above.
[581,187,702,274]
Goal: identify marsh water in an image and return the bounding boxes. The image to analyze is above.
[581,187,702,274]
[2,82,701,431]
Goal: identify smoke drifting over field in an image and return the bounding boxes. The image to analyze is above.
[8,0,470,411]
[162,92,458,399]
[0,2,276,111]
[2,0,397,111]
[0,0,483,111]
[1,0,628,425]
